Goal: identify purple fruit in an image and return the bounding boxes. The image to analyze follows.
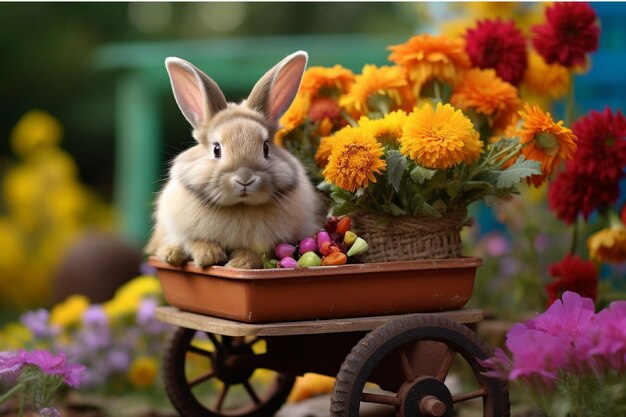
[316,230,331,248]
[275,243,296,259]
[278,256,298,268]
[299,237,317,254]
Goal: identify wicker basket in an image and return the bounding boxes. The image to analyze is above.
[352,210,471,262]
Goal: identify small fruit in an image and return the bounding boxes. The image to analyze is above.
[316,230,331,248]
[321,252,347,266]
[299,237,317,254]
[297,252,322,267]
[278,257,298,268]
[275,243,296,259]
[346,237,369,257]
[336,217,351,235]
[343,231,357,246]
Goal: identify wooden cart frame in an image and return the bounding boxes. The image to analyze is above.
[155,307,510,417]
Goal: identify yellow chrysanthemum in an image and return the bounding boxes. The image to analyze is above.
[339,65,413,116]
[275,94,310,145]
[49,294,90,328]
[400,102,482,169]
[523,51,570,99]
[356,110,408,146]
[323,128,386,192]
[588,227,626,263]
[388,34,471,97]
[450,68,521,134]
[0,323,33,350]
[519,103,577,187]
[128,356,159,389]
[299,65,355,98]
[10,110,64,157]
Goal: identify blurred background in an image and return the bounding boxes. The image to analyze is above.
[0,2,624,317]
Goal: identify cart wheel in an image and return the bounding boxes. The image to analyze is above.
[164,327,295,417]
[330,315,509,417]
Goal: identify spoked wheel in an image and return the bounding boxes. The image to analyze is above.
[330,316,509,417]
[164,327,295,417]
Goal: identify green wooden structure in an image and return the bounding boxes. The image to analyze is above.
[93,34,407,246]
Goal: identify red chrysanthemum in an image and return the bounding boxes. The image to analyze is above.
[572,107,626,184]
[548,162,621,225]
[531,2,600,68]
[546,254,598,307]
[465,18,528,86]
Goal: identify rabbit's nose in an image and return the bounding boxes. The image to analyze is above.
[235,178,256,187]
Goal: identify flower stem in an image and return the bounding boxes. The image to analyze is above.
[341,110,358,127]
[433,79,442,102]
[569,219,578,255]
[0,383,24,405]
[565,72,575,126]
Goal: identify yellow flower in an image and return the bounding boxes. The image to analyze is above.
[450,68,521,134]
[288,373,336,403]
[356,110,408,146]
[400,102,482,169]
[519,103,577,187]
[10,110,64,157]
[50,294,90,328]
[299,65,355,98]
[523,51,570,99]
[588,224,626,264]
[275,94,310,145]
[0,323,33,350]
[388,34,471,97]
[128,356,158,388]
[315,135,336,168]
[339,65,413,116]
[323,128,386,192]
[104,275,161,319]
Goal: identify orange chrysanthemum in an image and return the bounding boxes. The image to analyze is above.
[588,227,626,263]
[356,110,408,146]
[315,125,354,168]
[339,65,414,116]
[400,102,482,169]
[275,94,310,145]
[519,103,577,186]
[450,68,521,134]
[323,128,386,192]
[388,34,471,97]
[299,65,355,98]
[523,51,570,99]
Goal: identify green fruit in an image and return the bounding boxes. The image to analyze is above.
[343,230,357,246]
[297,251,322,267]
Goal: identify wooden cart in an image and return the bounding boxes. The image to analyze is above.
[151,257,510,417]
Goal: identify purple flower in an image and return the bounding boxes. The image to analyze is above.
[506,323,570,385]
[106,349,131,372]
[18,350,86,388]
[579,300,626,372]
[529,291,595,339]
[39,407,60,417]
[484,233,510,257]
[0,351,23,376]
[20,309,59,339]
[82,305,108,327]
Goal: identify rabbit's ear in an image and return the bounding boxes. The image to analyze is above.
[165,57,227,129]
[247,51,308,125]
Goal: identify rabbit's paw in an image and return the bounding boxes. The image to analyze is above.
[157,245,188,266]
[225,248,263,269]
[188,240,228,268]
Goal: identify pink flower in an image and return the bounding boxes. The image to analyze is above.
[579,301,626,372]
[505,323,570,385]
[17,350,86,388]
[530,290,595,339]
[0,351,23,376]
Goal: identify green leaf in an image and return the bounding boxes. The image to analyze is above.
[409,165,437,184]
[422,202,442,217]
[445,180,461,198]
[383,203,407,216]
[496,157,541,188]
[317,181,333,193]
[386,150,408,192]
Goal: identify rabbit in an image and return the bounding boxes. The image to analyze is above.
[146,51,322,269]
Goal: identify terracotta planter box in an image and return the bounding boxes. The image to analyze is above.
[149,256,482,323]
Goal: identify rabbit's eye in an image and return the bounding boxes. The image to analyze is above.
[213,143,221,159]
[263,141,270,159]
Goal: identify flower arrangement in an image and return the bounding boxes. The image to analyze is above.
[275,3,603,261]
[482,291,626,417]
[0,349,85,417]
